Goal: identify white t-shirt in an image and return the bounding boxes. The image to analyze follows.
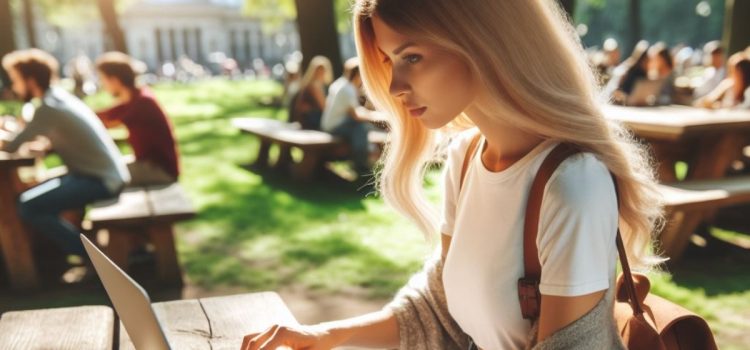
[321,77,359,132]
[441,130,619,350]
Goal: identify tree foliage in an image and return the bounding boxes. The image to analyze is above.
[575,0,725,51]
[244,0,353,33]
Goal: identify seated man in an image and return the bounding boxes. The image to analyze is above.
[0,49,130,259]
[95,52,180,186]
[320,58,375,177]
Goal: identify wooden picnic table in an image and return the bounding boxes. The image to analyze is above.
[603,104,750,182]
[0,292,298,349]
[0,151,39,290]
[605,105,750,260]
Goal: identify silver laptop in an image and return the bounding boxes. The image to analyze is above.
[80,234,171,350]
[626,78,667,106]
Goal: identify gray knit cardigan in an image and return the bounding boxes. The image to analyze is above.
[383,253,626,350]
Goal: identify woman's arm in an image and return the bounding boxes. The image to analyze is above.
[312,82,327,110]
[318,309,400,348]
[96,105,126,128]
[242,234,456,350]
[241,306,399,350]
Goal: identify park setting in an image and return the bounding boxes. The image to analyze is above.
[0,0,749,349]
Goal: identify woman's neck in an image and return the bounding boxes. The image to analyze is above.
[464,104,545,172]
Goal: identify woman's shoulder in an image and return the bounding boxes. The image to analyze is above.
[445,128,481,163]
[545,151,616,205]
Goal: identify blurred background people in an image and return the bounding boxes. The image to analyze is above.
[647,42,675,105]
[0,49,130,260]
[95,51,180,186]
[292,55,332,130]
[321,58,375,178]
[693,41,727,99]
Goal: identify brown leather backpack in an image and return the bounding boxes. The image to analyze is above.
[459,134,718,350]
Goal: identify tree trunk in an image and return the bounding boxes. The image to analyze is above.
[96,0,128,53]
[558,0,576,20]
[0,0,16,91]
[293,0,343,77]
[22,0,36,48]
[628,0,642,54]
[723,0,750,55]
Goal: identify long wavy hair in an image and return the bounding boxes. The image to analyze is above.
[353,0,664,269]
[299,55,333,92]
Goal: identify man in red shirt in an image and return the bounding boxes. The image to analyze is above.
[95,52,179,186]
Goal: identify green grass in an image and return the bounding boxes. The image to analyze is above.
[1,79,748,348]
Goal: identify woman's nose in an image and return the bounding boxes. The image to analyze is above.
[389,72,410,98]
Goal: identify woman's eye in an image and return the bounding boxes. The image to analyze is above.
[403,54,422,64]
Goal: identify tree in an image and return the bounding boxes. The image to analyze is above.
[723,0,750,55]
[96,0,128,53]
[0,0,16,90]
[22,0,37,48]
[559,0,577,20]
[245,0,344,76]
[627,0,641,54]
[294,0,342,76]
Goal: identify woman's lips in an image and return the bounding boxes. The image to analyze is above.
[409,107,427,117]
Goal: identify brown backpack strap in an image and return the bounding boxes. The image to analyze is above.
[521,144,644,321]
[457,136,644,321]
[519,143,581,320]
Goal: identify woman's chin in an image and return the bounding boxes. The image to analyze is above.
[418,116,451,130]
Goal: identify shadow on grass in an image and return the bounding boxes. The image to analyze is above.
[667,232,750,297]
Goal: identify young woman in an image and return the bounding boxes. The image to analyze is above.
[696,52,750,109]
[241,0,663,349]
[604,40,650,103]
[647,42,675,105]
[727,58,750,108]
[293,55,333,130]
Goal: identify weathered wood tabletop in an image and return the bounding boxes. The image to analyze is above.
[0,292,299,350]
[604,104,750,182]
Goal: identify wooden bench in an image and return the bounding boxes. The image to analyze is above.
[658,176,750,261]
[87,183,196,285]
[232,117,387,181]
[0,292,297,350]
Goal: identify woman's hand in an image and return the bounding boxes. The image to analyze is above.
[240,324,341,350]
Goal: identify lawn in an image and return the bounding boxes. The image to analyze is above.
[1,79,748,348]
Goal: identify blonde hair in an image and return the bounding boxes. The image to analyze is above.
[354,0,664,269]
[300,55,334,90]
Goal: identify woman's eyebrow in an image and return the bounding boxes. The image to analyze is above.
[392,42,416,55]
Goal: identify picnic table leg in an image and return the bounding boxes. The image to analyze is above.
[0,167,39,290]
[687,133,746,180]
[292,149,323,182]
[650,142,680,183]
[104,228,135,272]
[148,224,183,286]
[275,144,293,171]
[254,138,272,169]
[659,209,705,262]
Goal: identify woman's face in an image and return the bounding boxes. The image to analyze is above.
[371,16,476,129]
[314,66,326,82]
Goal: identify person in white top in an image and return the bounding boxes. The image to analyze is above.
[241,0,663,349]
[321,58,374,176]
[693,41,727,100]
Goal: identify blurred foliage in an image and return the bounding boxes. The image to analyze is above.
[575,0,725,50]
[19,0,136,28]
[243,0,353,33]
